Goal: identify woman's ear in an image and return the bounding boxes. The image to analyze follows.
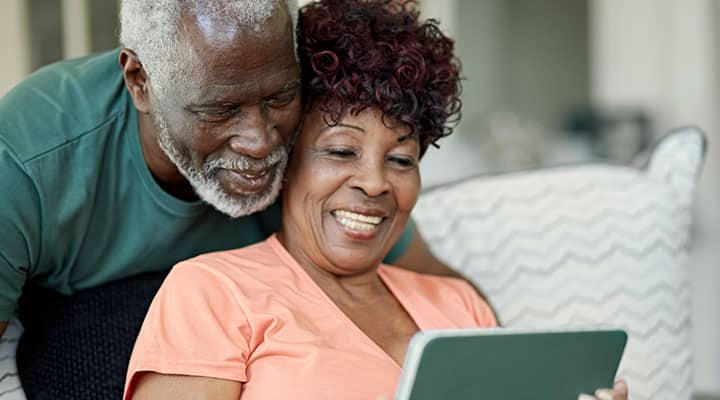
[119,49,151,113]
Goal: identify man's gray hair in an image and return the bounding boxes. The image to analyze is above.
[120,0,298,98]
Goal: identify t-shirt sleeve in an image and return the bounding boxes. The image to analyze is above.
[383,218,415,264]
[0,140,41,321]
[124,262,252,399]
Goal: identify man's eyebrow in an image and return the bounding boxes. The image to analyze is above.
[275,79,302,93]
[186,79,301,109]
[185,101,239,110]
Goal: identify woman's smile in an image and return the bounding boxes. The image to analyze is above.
[331,209,388,239]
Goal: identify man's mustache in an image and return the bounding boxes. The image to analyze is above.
[202,146,288,174]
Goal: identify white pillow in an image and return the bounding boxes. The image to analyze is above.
[0,318,23,399]
[413,127,705,400]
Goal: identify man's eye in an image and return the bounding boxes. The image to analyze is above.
[265,93,297,109]
[196,110,235,122]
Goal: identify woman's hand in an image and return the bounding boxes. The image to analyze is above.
[578,380,628,400]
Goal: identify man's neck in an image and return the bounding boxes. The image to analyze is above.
[136,112,198,201]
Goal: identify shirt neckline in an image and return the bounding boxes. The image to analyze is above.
[266,234,415,369]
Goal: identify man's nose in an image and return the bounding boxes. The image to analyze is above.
[227,105,280,159]
[349,158,391,198]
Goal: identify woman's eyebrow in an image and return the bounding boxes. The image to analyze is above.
[321,122,365,133]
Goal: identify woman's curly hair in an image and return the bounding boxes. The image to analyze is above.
[297,0,461,156]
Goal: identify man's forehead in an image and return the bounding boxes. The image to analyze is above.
[194,12,241,45]
[168,4,298,105]
[179,2,292,51]
[177,8,295,74]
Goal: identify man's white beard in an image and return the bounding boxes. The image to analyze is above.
[150,106,287,218]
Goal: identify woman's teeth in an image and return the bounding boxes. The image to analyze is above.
[334,210,382,231]
[334,210,382,224]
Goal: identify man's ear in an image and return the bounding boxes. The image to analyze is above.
[119,48,151,113]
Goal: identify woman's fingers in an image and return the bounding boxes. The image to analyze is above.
[578,380,629,400]
[594,380,629,400]
[577,390,620,400]
[594,388,617,400]
[613,380,629,397]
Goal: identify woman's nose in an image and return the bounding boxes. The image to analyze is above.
[227,105,281,159]
[349,159,391,197]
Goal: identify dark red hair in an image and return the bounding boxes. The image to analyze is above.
[297,0,462,156]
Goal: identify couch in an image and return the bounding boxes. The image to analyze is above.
[0,127,706,399]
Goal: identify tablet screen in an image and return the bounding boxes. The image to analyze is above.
[396,327,627,400]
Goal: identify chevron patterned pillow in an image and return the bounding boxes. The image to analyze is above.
[413,127,706,400]
[0,318,21,399]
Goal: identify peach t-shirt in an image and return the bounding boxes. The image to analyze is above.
[124,235,497,399]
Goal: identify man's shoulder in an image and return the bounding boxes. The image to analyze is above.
[0,48,131,162]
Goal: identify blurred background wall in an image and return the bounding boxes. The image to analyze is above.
[0,0,718,397]
[422,2,720,397]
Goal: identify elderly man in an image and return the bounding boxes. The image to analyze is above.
[0,0,467,397]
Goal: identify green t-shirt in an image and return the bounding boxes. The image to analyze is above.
[0,49,414,320]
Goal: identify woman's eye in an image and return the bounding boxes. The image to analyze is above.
[327,148,356,157]
[389,156,416,168]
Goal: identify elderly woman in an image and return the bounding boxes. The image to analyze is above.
[124,1,627,399]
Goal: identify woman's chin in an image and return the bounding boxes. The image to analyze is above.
[319,241,386,271]
[325,255,386,276]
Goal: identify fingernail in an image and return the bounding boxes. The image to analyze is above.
[595,389,614,400]
[614,379,628,393]
[578,394,595,400]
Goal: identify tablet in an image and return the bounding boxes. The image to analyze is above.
[395,327,627,400]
